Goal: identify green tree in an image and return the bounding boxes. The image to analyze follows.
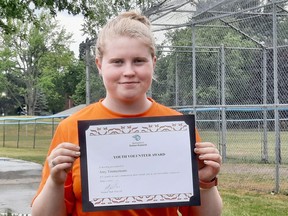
[38,47,79,114]
[72,49,106,105]
[0,12,75,115]
[1,0,167,36]
[34,89,49,115]
[152,52,175,106]
[155,24,257,107]
[0,0,95,34]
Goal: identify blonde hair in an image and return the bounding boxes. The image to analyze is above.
[96,11,156,59]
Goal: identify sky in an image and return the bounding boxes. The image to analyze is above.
[56,12,86,58]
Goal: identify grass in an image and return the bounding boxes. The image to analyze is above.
[218,162,288,215]
[200,129,288,164]
[0,146,49,164]
[220,189,288,216]
[0,120,288,215]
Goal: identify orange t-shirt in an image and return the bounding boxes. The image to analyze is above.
[33,98,200,216]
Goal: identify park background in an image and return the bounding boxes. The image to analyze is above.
[0,0,288,215]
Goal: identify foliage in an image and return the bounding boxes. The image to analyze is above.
[34,89,49,115]
[82,0,167,36]
[153,19,281,107]
[71,54,106,105]
[152,52,175,106]
[0,0,94,34]
[38,49,79,114]
[68,61,87,105]
[0,12,75,115]
[0,0,167,37]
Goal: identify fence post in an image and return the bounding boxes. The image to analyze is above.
[192,24,197,118]
[217,49,222,150]
[220,44,227,162]
[33,119,37,149]
[175,53,179,106]
[85,38,91,105]
[17,120,20,148]
[262,48,268,163]
[2,120,5,147]
[273,0,280,193]
[52,117,55,138]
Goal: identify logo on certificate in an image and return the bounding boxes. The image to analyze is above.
[132,134,141,141]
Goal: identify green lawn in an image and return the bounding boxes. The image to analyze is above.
[0,146,49,164]
[221,189,288,216]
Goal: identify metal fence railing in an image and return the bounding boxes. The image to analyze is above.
[0,115,68,149]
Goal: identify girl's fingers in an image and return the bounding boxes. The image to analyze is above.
[195,142,215,148]
[52,148,80,158]
[53,143,80,156]
[56,142,80,151]
[194,146,219,155]
[47,143,80,171]
[49,143,80,160]
[203,160,221,169]
[198,153,222,163]
[50,155,80,168]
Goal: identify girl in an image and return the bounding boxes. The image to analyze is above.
[32,11,222,216]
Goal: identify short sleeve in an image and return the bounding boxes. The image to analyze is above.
[31,123,76,212]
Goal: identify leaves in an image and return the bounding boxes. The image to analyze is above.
[0,11,76,115]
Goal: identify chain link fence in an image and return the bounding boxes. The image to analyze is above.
[148,0,288,194]
[0,116,65,149]
[152,45,288,193]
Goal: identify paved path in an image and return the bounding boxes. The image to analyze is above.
[0,157,42,214]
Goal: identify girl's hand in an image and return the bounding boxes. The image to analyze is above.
[47,142,80,185]
[194,142,222,182]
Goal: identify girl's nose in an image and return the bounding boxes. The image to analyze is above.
[123,63,135,76]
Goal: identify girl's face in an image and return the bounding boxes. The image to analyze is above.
[96,36,156,103]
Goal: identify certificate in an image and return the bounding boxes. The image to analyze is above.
[78,115,200,212]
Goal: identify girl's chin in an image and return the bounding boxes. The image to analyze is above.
[118,94,145,102]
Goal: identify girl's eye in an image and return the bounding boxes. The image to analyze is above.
[134,58,146,64]
[112,59,123,65]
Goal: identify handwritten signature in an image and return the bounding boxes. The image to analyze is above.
[104,181,121,192]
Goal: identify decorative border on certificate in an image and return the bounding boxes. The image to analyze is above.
[90,193,193,207]
[78,115,200,212]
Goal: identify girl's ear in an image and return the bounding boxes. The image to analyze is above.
[152,56,157,69]
[96,58,102,75]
